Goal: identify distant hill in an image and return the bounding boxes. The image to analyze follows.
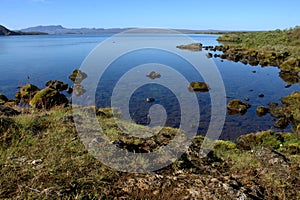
[0,25,47,36]
[21,25,132,35]
[0,25,20,36]
[20,25,234,35]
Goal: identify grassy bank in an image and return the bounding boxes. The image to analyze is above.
[217,27,300,58]
[1,106,299,199]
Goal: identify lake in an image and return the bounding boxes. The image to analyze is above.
[0,33,299,140]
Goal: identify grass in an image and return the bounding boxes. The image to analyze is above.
[0,107,299,199]
[217,26,300,58]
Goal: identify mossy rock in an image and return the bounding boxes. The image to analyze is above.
[176,43,202,51]
[281,91,300,123]
[188,82,210,92]
[0,105,20,116]
[69,69,88,83]
[0,93,8,105]
[29,87,68,109]
[280,57,300,72]
[15,84,40,104]
[46,80,69,92]
[214,140,237,151]
[227,99,251,115]
[279,71,299,85]
[256,106,269,117]
[274,117,289,129]
[236,130,275,150]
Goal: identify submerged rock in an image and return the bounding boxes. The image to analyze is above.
[146,71,161,79]
[0,94,8,105]
[29,87,68,109]
[256,106,269,117]
[188,82,210,92]
[15,84,40,104]
[146,98,155,103]
[227,99,251,115]
[176,43,202,51]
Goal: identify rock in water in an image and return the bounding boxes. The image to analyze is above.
[146,71,161,79]
[256,106,269,117]
[146,98,155,103]
[227,99,251,115]
[69,69,87,83]
[188,82,210,92]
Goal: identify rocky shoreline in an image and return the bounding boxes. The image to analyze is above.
[0,69,299,199]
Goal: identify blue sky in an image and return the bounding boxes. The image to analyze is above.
[1,0,299,30]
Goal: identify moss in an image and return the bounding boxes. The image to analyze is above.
[29,87,68,109]
[256,106,269,117]
[280,57,300,72]
[227,99,251,115]
[214,140,237,151]
[15,84,40,104]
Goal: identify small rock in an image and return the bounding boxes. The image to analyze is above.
[258,93,265,98]
[285,84,292,88]
[256,106,269,117]
[206,53,213,58]
[146,98,155,103]
[244,97,250,101]
[252,70,257,73]
[146,71,161,79]
[31,159,43,165]
[274,117,289,129]
[188,82,210,92]
[227,99,251,115]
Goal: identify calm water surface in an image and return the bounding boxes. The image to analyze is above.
[0,34,299,140]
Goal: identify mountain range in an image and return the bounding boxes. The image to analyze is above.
[20,25,226,35]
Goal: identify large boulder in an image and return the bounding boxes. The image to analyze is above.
[15,84,40,104]
[227,99,251,115]
[0,94,8,105]
[29,87,68,109]
[46,80,69,92]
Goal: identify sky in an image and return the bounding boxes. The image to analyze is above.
[1,0,299,31]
